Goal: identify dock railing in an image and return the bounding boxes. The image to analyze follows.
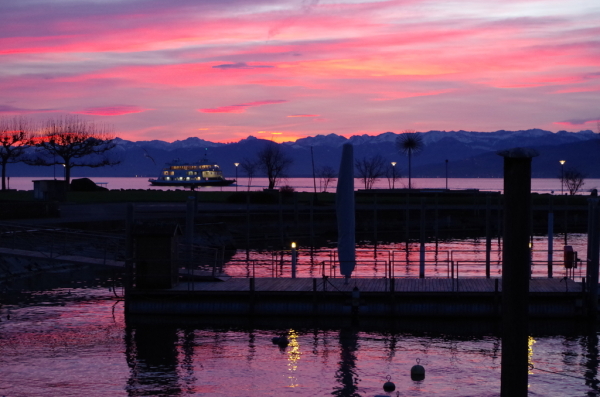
[223,248,587,281]
[0,221,126,265]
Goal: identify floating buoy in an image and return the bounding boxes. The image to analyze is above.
[272,335,289,347]
[383,375,395,392]
[411,358,425,381]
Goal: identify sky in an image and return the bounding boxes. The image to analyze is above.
[1,0,599,143]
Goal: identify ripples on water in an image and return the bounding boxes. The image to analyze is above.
[1,267,599,397]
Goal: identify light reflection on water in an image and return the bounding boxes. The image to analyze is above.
[0,286,599,396]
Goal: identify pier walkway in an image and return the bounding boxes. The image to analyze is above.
[127,277,589,319]
[170,277,579,294]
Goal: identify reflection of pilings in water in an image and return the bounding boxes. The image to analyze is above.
[332,327,361,397]
[125,325,181,396]
[385,332,398,362]
[247,331,256,363]
[584,331,600,393]
[181,329,196,394]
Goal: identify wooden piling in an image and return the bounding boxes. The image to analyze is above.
[486,195,491,278]
[587,199,600,321]
[498,148,537,397]
[548,196,554,278]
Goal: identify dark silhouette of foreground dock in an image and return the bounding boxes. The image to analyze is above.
[126,277,588,319]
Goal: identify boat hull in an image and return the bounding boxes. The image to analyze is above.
[148,179,235,188]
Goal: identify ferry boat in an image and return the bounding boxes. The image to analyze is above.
[148,158,235,189]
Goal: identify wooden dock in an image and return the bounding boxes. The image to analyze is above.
[126,277,591,319]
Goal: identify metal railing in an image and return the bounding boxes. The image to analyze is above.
[0,221,126,264]
[223,248,587,280]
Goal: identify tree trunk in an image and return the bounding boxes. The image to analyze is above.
[408,151,412,189]
[65,164,71,187]
[1,160,6,191]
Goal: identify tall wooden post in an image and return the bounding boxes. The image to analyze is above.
[373,194,378,258]
[246,193,250,262]
[498,148,538,397]
[548,196,554,278]
[485,195,492,278]
[124,203,134,311]
[186,196,195,244]
[587,198,600,320]
[419,199,426,278]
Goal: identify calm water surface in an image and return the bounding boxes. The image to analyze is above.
[1,265,600,396]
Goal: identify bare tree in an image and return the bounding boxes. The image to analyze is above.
[355,154,387,189]
[0,117,34,191]
[384,163,400,189]
[240,158,258,191]
[256,142,293,190]
[318,165,337,192]
[396,130,424,189]
[27,116,120,185]
[562,167,586,195]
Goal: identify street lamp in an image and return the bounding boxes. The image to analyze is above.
[390,162,397,189]
[445,159,449,190]
[234,162,239,191]
[291,242,297,278]
[559,160,566,195]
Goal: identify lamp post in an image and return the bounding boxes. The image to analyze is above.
[445,159,449,190]
[291,242,297,278]
[234,162,239,191]
[391,162,397,189]
[559,160,566,195]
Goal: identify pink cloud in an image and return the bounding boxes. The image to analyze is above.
[199,100,287,113]
[212,62,273,70]
[0,105,56,114]
[288,114,320,117]
[554,118,599,127]
[554,86,600,94]
[75,105,149,116]
[370,89,454,101]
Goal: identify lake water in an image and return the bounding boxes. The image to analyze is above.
[7,176,600,194]
[1,276,599,397]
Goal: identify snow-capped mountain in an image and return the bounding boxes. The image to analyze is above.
[5,129,599,179]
